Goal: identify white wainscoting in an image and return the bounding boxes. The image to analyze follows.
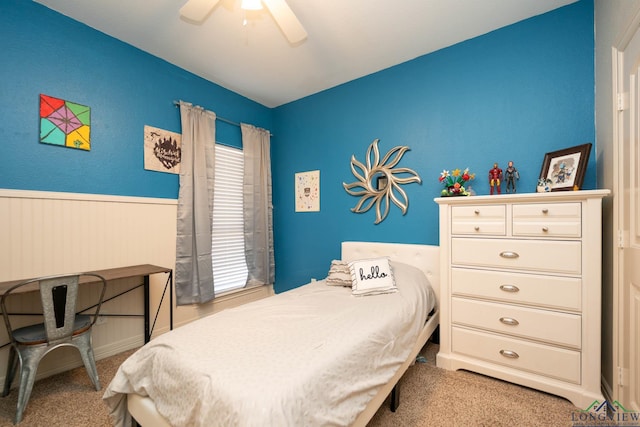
[0,189,273,384]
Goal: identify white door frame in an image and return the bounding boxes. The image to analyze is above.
[612,6,640,407]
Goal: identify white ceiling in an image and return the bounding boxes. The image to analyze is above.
[35,0,578,108]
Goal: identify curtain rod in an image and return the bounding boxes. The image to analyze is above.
[173,100,239,128]
[172,100,273,136]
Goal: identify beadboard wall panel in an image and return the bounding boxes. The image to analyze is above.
[0,189,178,382]
[0,189,273,384]
[0,192,175,279]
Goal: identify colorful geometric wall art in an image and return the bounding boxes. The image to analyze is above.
[144,125,181,174]
[39,94,91,151]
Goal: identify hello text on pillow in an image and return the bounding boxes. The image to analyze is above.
[348,257,397,296]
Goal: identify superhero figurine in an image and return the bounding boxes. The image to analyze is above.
[489,163,503,195]
[504,161,519,193]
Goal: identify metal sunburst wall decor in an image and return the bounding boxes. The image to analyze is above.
[343,138,421,224]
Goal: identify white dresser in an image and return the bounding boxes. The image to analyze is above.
[435,190,609,408]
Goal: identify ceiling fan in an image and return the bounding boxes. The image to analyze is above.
[180,0,308,44]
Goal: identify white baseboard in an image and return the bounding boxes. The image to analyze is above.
[0,336,145,389]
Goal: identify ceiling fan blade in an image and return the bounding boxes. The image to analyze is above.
[180,0,221,22]
[263,0,307,44]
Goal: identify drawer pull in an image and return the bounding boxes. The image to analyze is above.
[500,349,520,359]
[499,317,519,326]
[474,209,480,215]
[474,226,480,231]
[542,226,549,232]
[499,284,520,293]
[542,208,549,214]
[499,251,520,259]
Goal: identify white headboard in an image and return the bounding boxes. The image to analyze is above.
[341,241,440,304]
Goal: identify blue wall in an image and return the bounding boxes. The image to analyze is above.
[0,0,272,199]
[271,0,595,292]
[1,1,594,294]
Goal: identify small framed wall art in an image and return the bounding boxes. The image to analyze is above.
[39,94,91,150]
[539,143,591,191]
[144,125,182,174]
[295,170,320,212]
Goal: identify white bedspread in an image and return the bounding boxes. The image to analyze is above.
[103,261,435,427]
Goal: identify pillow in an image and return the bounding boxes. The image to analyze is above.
[348,257,397,296]
[325,260,352,287]
[389,260,436,314]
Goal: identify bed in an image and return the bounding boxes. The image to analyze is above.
[103,241,440,427]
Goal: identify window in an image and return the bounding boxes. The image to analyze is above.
[211,144,248,294]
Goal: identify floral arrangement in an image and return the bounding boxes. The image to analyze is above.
[439,168,475,196]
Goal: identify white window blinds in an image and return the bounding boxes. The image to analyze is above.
[211,144,248,294]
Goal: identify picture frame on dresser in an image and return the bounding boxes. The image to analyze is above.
[539,143,591,191]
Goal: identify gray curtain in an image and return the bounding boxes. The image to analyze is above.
[175,101,217,305]
[241,123,275,286]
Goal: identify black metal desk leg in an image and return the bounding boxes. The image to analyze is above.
[169,270,173,331]
[144,275,150,343]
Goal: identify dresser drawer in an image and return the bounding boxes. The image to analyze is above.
[451,205,506,236]
[512,203,581,238]
[512,202,581,219]
[451,238,581,275]
[451,268,581,311]
[452,327,581,383]
[451,297,581,348]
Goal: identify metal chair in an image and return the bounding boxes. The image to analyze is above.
[0,273,107,424]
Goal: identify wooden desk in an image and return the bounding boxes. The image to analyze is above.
[0,264,173,343]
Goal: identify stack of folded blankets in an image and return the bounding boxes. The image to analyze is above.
[325,260,352,287]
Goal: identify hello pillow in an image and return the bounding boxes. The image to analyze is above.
[348,257,397,296]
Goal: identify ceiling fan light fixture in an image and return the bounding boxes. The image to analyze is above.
[241,0,263,11]
[180,0,307,44]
